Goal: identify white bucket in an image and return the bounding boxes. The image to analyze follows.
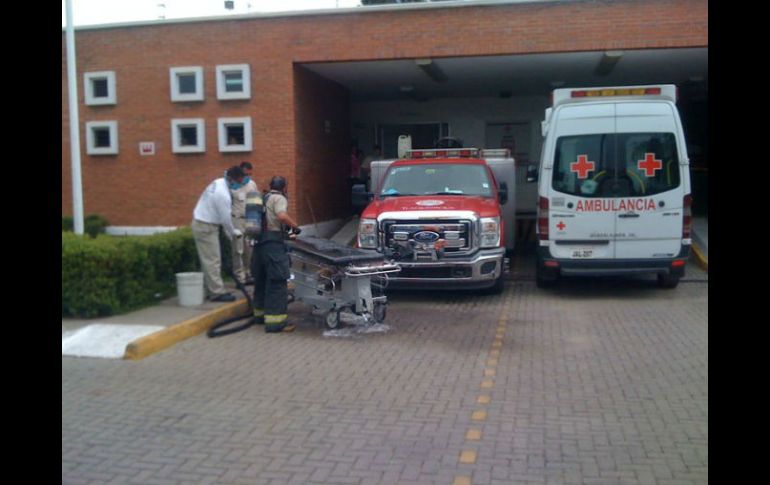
[176,272,204,306]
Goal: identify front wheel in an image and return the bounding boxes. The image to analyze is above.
[325,308,342,329]
[373,302,387,323]
[486,274,505,295]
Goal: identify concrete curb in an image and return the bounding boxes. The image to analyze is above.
[123,299,250,360]
[691,243,708,272]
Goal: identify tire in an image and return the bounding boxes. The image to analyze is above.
[373,302,387,323]
[535,262,557,288]
[325,309,342,329]
[657,273,680,289]
[488,274,505,295]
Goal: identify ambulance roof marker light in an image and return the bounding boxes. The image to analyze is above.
[571,87,664,98]
[407,148,480,159]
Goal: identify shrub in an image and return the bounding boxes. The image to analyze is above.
[61,214,110,238]
[62,227,199,317]
[62,216,73,232]
[84,214,110,237]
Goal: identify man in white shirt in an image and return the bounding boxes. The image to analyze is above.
[192,166,245,302]
[230,161,259,284]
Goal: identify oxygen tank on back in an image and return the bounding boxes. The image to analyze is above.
[243,190,264,240]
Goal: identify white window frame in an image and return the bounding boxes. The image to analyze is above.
[216,64,251,100]
[218,117,252,152]
[169,66,204,102]
[171,118,206,153]
[84,71,116,105]
[86,121,119,155]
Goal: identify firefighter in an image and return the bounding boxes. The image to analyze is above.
[251,175,301,332]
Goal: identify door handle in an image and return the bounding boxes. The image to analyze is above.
[618,213,640,218]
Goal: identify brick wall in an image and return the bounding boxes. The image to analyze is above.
[293,65,351,224]
[62,0,707,226]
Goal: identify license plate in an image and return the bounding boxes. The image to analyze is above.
[571,249,593,258]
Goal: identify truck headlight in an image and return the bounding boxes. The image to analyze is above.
[358,219,378,249]
[480,217,500,248]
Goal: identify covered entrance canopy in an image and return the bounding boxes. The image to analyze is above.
[302,47,708,215]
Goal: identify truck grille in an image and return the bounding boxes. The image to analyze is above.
[381,219,473,253]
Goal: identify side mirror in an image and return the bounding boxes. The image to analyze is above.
[526,165,539,183]
[498,182,509,205]
[352,183,373,209]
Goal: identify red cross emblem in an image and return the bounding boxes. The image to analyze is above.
[637,152,663,177]
[556,221,566,231]
[570,155,595,179]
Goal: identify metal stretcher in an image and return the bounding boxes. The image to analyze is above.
[287,236,400,329]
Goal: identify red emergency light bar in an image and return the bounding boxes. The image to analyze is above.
[571,87,662,98]
[406,148,479,159]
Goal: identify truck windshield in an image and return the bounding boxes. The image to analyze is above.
[379,164,493,198]
[553,132,680,198]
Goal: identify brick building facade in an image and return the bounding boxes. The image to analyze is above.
[62,0,708,230]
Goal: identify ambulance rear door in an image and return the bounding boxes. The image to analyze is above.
[613,102,686,259]
[547,103,617,260]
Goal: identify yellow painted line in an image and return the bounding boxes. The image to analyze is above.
[459,450,477,464]
[471,410,487,421]
[453,476,472,485]
[124,300,250,360]
[461,304,509,472]
[692,242,708,272]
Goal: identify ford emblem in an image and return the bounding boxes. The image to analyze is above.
[414,231,440,243]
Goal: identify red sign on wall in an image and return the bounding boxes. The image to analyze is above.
[139,142,155,156]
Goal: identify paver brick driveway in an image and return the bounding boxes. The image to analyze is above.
[63,253,707,484]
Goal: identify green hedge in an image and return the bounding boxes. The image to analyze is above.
[62,227,199,318]
[62,214,111,238]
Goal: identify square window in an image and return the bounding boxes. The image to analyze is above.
[179,126,198,146]
[86,121,118,155]
[216,64,250,100]
[224,72,243,93]
[170,67,204,102]
[225,125,244,145]
[92,79,109,98]
[218,117,252,152]
[178,74,197,94]
[84,71,116,105]
[94,128,111,147]
[171,118,205,153]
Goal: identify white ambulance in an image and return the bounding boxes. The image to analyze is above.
[536,85,692,288]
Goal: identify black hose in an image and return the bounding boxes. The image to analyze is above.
[207,237,256,339]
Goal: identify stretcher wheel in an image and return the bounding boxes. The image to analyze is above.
[373,302,387,323]
[325,309,341,329]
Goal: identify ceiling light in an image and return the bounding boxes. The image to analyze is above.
[415,58,448,83]
[595,51,623,76]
